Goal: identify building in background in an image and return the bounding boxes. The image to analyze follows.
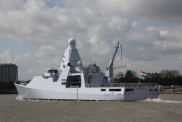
[0,63,18,82]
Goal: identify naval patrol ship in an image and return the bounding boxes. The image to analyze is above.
[15,38,158,101]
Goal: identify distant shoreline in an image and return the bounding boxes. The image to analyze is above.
[0,90,18,94]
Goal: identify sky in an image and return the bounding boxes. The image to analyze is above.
[0,0,182,80]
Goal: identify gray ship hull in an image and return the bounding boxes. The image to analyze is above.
[15,84,158,101]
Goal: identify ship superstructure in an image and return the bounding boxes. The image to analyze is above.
[15,38,158,101]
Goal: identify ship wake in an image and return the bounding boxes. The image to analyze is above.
[142,98,182,103]
[15,96,24,101]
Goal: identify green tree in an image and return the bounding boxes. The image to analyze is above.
[123,70,139,83]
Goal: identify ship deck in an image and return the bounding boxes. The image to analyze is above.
[85,83,158,88]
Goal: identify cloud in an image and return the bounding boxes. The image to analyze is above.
[34,45,55,59]
[98,0,182,23]
[0,50,13,63]
[154,41,182,55]
[0,0,182,80]
[0,0,24,11]
[11,44,61,80]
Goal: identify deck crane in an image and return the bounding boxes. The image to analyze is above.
[106,42,124,82]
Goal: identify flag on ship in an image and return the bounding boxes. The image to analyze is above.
[140,71,147,77]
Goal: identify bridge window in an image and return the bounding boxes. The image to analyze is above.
[48,70,58,73]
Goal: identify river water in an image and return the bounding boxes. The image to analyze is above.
[0,94,182,122]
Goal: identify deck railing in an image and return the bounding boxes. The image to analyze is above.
[158,85,182,94]
[85,83,158,88]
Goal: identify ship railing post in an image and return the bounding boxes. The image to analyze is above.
[172,85,174,94]
[158,85,161,93]
[77,85,78,101]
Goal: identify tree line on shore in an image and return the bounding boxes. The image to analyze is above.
[0,80,31,89]
[0,80,30,94]
[0,81,16,94]
[114,70,182,86]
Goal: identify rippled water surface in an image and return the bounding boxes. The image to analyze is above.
[0,94,182,122]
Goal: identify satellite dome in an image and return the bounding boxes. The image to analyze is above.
[68,38,76,45]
